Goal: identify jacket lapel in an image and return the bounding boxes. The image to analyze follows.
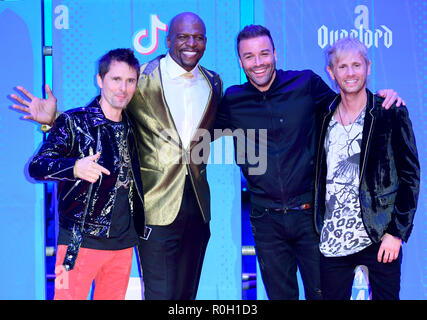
[139,57,220,150]
[139,56,181,146]
[359,89,376,182]
[318,95,339,158]
[188,65,221,149]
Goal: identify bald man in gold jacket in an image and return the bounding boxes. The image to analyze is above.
[128,13,223,300]
[129,55,222,227]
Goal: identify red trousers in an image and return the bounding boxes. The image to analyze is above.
[54,245,133,300]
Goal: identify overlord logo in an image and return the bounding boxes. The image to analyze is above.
[317,5,392,49]
[133,15,168,55]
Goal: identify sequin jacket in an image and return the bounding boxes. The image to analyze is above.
[28,97,146,243]
[314,89,420,243]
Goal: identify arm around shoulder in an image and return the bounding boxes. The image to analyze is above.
[387,105,420,242]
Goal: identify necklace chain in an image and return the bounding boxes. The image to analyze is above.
[337,103,365,135]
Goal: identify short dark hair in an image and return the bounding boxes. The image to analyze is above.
[98,48,140,79]
[237,25,275,56]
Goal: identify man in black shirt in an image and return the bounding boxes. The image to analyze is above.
[216,25,402,300]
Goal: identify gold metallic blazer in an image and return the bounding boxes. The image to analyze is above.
[127,55,223,225]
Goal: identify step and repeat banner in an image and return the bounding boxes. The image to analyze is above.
[1,0,425,300]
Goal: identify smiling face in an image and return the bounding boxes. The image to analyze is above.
[167,13,207,72]
[327,50,371,96]
[238,35,277,92]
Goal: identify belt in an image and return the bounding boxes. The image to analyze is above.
[266,203,311,214]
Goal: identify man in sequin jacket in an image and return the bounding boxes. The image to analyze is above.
[25,49,145,300]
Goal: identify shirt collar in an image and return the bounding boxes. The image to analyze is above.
[165,53,199,80]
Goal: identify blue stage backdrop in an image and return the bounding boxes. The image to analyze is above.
[253,0,427,300]
[0,1,45,299]
[0,0,425,300]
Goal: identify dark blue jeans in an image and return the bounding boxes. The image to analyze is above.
[250,203,322,300]
[320,242,402,300]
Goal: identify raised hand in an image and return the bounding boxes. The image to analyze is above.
[10,84,58,126]
[73,152,111,183]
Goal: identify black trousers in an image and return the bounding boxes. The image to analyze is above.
[250,204,322,300]
[138,176,210,300]
[320,242,402,300]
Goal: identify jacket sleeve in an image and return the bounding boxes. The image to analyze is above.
[28,113,79,181]
[310,70,336,114]
[386,106,420,242]
[213,91,230,131]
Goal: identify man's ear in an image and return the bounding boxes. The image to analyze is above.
[96,74,103,89]
[326,66,335,81]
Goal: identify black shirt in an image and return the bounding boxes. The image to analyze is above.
[58,119,139,250]
[216,69,335,209]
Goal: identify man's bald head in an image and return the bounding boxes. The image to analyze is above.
[167,12,206,39]
[166,12,207,71]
